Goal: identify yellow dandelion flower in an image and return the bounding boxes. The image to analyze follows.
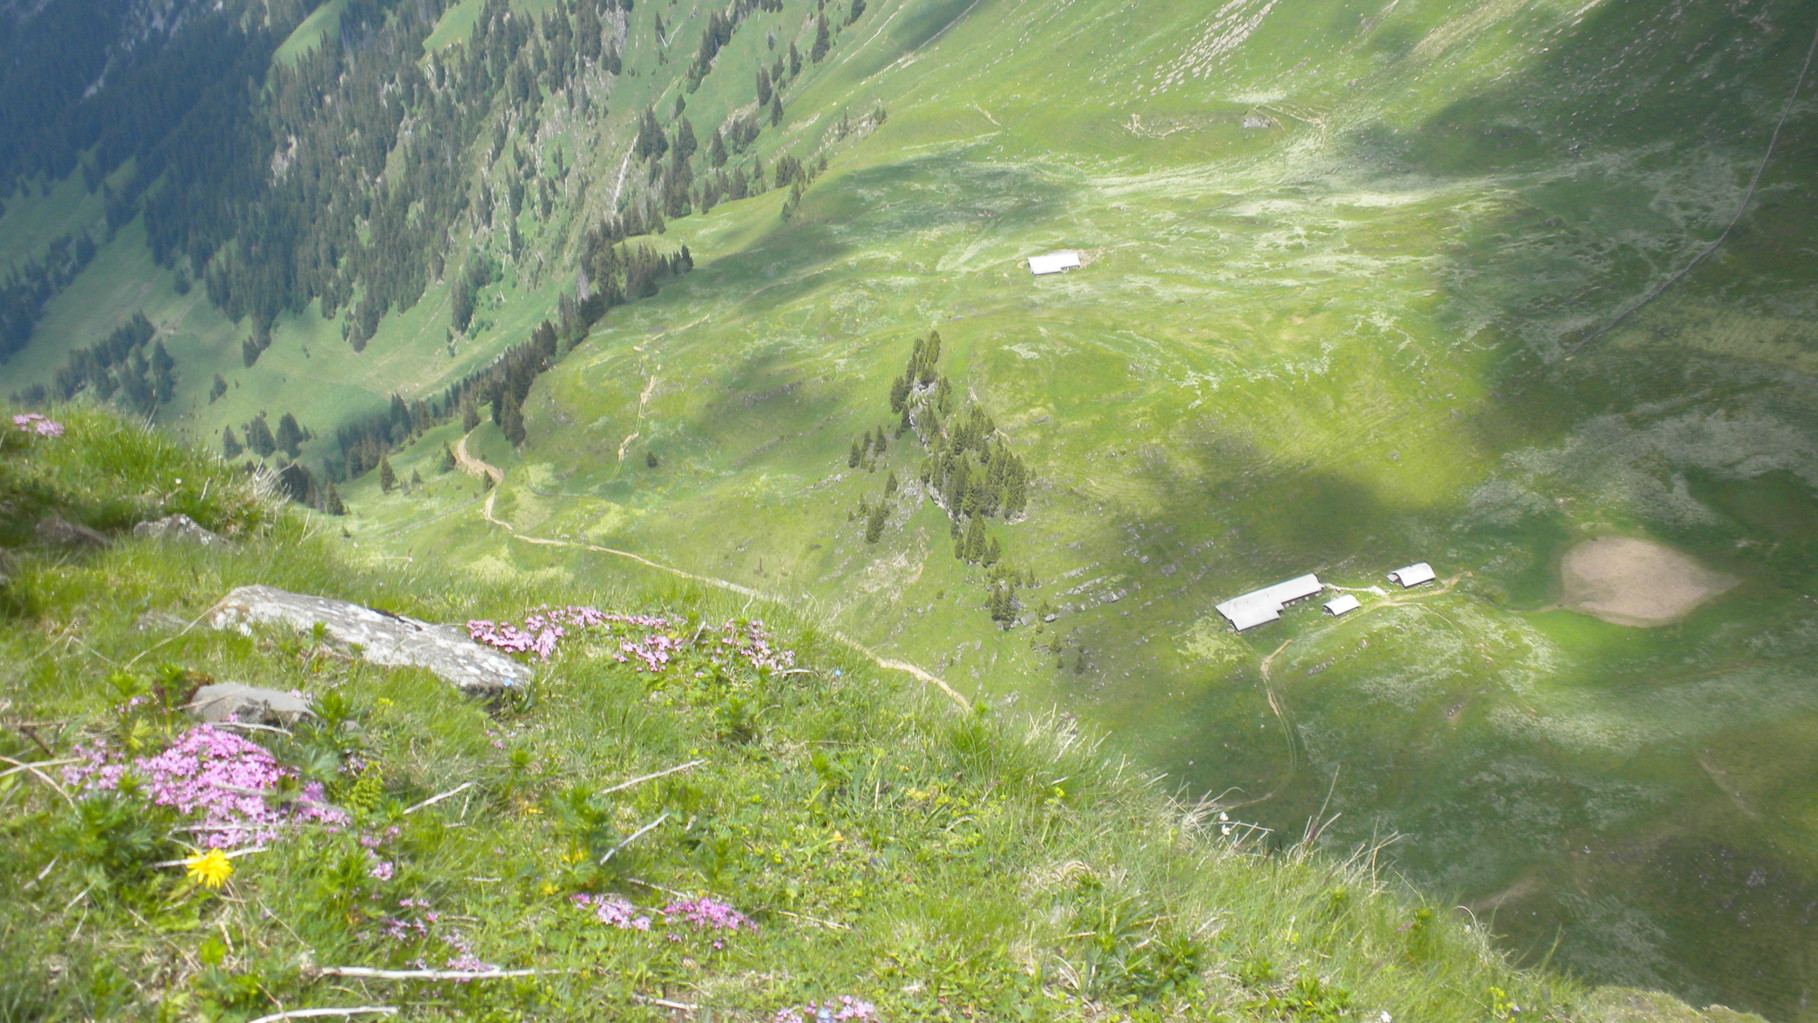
[185,848,234,889]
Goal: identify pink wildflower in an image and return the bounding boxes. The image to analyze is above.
[64,725,348,847]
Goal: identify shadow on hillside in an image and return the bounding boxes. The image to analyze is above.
[1343,0,1818,455]
[689,149,1079,320]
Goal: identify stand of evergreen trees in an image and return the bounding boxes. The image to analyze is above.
[847,330,1036,628]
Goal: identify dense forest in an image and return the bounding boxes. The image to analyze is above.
[2,0,866,497]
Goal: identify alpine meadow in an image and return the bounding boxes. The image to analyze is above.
[4,0,1818,1020]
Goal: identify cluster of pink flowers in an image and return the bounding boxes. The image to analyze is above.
[381,897,441,940]
[714,619,795,673]
[571,893,756,948]
[11,412,64,437]
[381,898,496,976]
[467,607,667,662]
[662,896,757,933]
[620,630,683,671]
[467,607,797,676]
[571,892,653,930]
[772,996,879,1022]
[64,725,347,848]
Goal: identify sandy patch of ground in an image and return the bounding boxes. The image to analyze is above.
[1559,537,1739,627]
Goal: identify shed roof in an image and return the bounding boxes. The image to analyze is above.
[1028,251,1082,275]
[1216,574,1323,631]
[1324,594,1361,616]
[1388,562,1436,587]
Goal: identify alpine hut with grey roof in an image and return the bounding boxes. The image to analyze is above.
[1215,574,1324,631]
[1388,562,1436,588]
[1324,594,1361,617]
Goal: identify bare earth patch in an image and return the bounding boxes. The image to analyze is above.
[1559,537,1739,627]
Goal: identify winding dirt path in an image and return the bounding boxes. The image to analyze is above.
[452,431,972,711]
[1229,574,1468,809]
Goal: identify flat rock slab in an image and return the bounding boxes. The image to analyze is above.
[207,584,532,696]
[135,513,229,547]
[188,682,314,725]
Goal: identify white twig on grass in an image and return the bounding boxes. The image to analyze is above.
[0,755,78,808]
[314,966,554,981]
[403,781,475,815]
[601,812,670,864]
[245,1006,399,1023]
[633,993,698,1012]
[0,756,80,780]
[600,759,705,796]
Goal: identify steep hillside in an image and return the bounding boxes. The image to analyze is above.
[5,0,1818,1017]
[365,1,1818,1016]
[4,403,1734,1021]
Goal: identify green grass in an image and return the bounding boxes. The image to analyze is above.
[5,0,1818,1014]
[352,2,1818,1013]
[0,404,1693,1022]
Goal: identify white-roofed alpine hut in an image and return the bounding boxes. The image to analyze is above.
[1324,594,1360,617]
[1388,562,1436,588]
[1028,251,1082,276]
[1215,574,1324,631]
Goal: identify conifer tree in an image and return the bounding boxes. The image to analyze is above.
[379,457,398,493]
[442,442,457,472]
[848,439,861,468]
[962,517,987,562]
[810,14,830,62]
[246,414,277,457]
[502,399,527,446]
[864,503,886,543]
[276,413,304,457]
[322,483,346,515]
[222,426,242,459]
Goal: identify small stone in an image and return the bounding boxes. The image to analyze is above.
[34,515,109,549]
[187,683,315,725]
[134,513,229,547]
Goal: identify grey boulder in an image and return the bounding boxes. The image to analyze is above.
[35,515,109,549]
[188,683,315,725]
[207,584,532,697]
[135,513,229,547]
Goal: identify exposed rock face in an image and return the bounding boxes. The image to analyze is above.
[133,610,190,632]
[135,513,229,547]
[206,585,532,696]
[187,682,315,725]
[34,515,109,549]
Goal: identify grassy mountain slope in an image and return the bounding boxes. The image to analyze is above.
[0,404,1711,1021]
[5,0,1818,1016]
[354,0,1818,1015]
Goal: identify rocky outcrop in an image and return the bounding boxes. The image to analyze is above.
[1585,987,1765,1023]
[187,682,314,725]
[34,515,108,549]
[206,584,532,697]
[134,513,229,547]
